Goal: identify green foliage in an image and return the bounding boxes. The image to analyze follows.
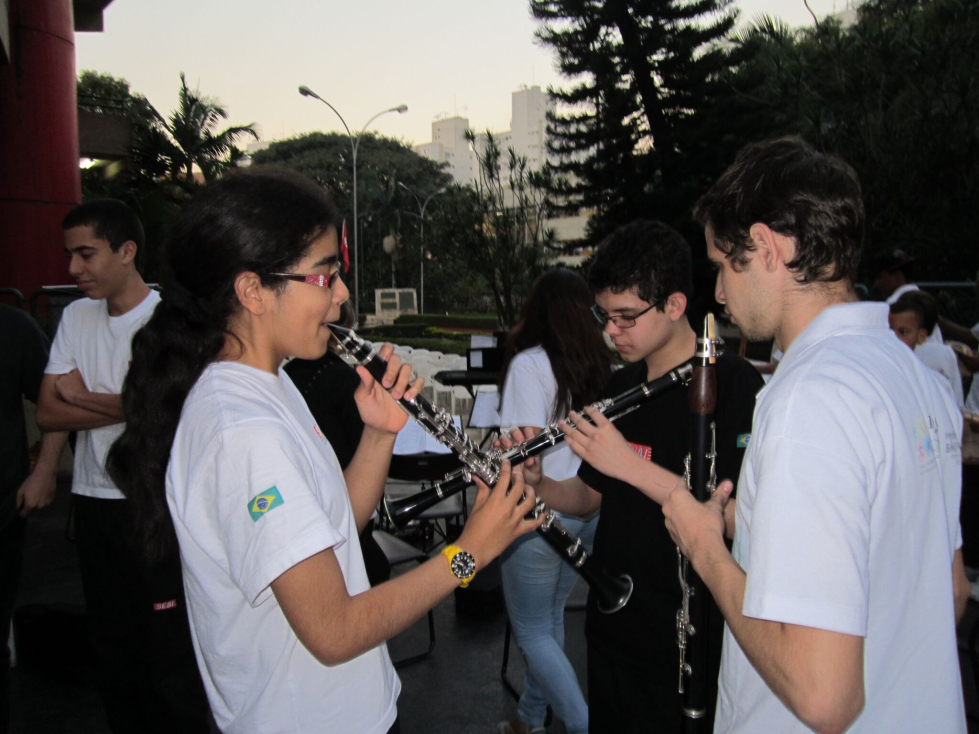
[459,129,555,328]
[356,326,471,355]
[532,0,739,244]
[396,313,498,329]
[76,71,182,281]
[724,0,979,281]
[151,73,258,184]
[252,132,486,313]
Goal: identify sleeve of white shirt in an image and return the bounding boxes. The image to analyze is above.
[743,406,871,637]
[944,345,965,409]
[212,421,346,606]
[499,352,553,430]
[45,304,77,375]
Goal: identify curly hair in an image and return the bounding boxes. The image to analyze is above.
[588,220,693,309]
[108,166,340,564]
[693,136,864,285]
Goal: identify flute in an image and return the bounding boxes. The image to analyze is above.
[328,325,690,613]
[677,314,722,729]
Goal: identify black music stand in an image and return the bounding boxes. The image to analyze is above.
[385,452,467,551]
[372,529,436,668]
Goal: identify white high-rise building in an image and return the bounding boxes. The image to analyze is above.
[414,116,473,185]
[415,85,589,253]
[414,85,553,187]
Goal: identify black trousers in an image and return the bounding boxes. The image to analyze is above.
[0,517,25,734]
[588,639,718,734]
[73,496,211,734]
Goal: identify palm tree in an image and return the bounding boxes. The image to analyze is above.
[151,72,258,183]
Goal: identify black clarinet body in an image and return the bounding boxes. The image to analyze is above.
[328,324,691,613]
[678,314,721,730]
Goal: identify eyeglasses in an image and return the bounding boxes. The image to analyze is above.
[591,298,665,329]
[272,266,341,290]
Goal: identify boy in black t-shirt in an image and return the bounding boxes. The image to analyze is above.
[521,220,762,733]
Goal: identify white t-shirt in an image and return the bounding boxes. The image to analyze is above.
[716,302,965,734]
[499,346,581,482]
[45,290,161,499]
[916,340,965,409]
[967,322,979,413]
[167,362,399,734]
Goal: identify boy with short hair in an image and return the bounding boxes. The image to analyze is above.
[35,199,210,732]
[889,291,964,408]
[523,219,763,732]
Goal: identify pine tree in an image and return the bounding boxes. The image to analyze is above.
[533,0,739,242]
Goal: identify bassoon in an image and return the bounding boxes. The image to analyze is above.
[328,324,691,613]
[677,314,722,729]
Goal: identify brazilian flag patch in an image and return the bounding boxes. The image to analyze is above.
[248,486,284,522]
[736,434,751,449]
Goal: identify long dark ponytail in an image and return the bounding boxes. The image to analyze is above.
[498,267,613,421]
[108,166,340,564]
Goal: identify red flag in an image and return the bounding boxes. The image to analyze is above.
[340,220,350,273]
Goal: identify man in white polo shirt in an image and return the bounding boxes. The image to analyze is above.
[664,137,969,733]
[36,200,210,733]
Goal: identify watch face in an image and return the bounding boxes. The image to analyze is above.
[450,551,476,579]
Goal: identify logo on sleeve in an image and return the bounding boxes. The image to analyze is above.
[248,486,284,522]
[628,442,652,461]
[736,434,751,449]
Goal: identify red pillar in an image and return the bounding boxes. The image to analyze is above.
[0,0,80,301]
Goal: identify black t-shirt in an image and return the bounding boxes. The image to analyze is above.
[284,352,364,469]
[578,349,763,684]
[0,305,51,528]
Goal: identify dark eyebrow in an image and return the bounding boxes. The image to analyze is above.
[310,254,339,268]
[64,245,96,254]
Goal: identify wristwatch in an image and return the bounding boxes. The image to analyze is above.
[441,545,477,588]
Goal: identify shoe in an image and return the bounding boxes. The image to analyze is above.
[497,720,546,734]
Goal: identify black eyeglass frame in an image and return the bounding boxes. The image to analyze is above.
[591,297,667,329]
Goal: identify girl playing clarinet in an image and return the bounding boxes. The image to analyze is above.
[109,166,542,734]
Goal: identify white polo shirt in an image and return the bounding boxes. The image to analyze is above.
[167,362,399,734]
[716,302,965,733]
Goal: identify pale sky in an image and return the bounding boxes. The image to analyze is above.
[75,0,846,148]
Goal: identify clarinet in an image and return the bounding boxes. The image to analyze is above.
[384,364,694,530]
[677,314,722,728]
[328,325,690,613]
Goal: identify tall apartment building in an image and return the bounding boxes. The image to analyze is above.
[415,85,589,254]
[413,115,473,184]
[414,85,553,187]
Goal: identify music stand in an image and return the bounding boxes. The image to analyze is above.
[386,451,466,551]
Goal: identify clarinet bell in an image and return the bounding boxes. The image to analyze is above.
[594,571,634,614]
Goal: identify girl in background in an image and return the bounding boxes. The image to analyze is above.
[497,268,613,734]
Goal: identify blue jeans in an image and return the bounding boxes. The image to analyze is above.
[501,513,598,734]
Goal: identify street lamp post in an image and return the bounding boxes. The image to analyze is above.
[398,182,447,314]
[299,85,407,325]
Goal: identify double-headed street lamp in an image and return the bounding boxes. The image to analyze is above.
[398,182,447,314]
[298,85,407,324]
